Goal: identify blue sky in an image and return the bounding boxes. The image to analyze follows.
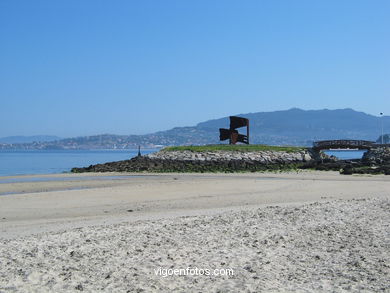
[0,0,389,137]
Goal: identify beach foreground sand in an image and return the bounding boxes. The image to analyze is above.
[0,171,389,292]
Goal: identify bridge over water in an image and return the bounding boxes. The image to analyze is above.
[313,140,375,151]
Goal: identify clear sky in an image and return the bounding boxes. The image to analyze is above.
[1,0,389,137]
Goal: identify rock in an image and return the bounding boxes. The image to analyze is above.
[75,284,83,291]
[71,149,315,173]
[362,147,390,164]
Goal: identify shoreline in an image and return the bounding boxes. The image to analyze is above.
[1,171,389,239]
[1,170,389,197]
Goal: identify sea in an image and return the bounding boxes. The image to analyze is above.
[323,150,367,160]
[0,149,160,176]
[0,149,367,177]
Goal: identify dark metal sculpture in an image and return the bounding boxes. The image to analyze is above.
[219,116,250,144]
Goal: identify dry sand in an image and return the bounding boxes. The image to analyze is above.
[0,171,389,292]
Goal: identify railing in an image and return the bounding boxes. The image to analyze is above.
[313,140,375,150]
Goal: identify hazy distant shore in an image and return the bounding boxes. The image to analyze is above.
[0,172,389,292]
[1,109,389,151]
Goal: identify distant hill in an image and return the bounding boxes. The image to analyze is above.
[1,109,389,149]
[195,108,390,146]
[0,135,61,144]
[147,108,390,146]
[377,134,390,144]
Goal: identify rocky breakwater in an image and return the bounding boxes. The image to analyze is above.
[355,146,390,175]
[71,148,315,173]
[363,146,390,164]
[320,146,390,175]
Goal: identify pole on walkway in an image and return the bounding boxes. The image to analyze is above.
[380,113,384,144]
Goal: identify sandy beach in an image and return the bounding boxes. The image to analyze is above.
[0,171,389,292]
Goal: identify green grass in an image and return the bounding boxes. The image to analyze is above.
[163,144,306,153]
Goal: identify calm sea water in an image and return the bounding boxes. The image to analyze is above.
[323,150,367,160]
[0,149,367,177]
[0,149,159,176]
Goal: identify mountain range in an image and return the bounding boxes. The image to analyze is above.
[1,108,389,149]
